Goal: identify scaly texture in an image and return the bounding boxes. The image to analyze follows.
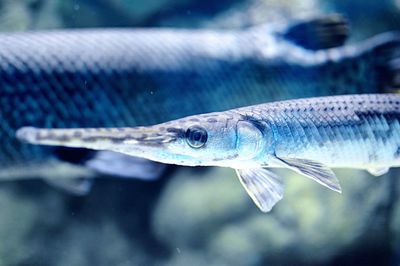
[1,29,396,165]
[236,94,400,168]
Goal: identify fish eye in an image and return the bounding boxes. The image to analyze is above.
[185,126,208,148]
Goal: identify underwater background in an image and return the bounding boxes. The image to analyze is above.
[1,0,400,265]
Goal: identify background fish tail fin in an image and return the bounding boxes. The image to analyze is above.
[362,32,400,92]
[281,13,349,50]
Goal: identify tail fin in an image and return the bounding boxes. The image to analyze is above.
[281,13,349,50]
[358,32,400,92]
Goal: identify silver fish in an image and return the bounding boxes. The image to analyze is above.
[0,14,356,193]
[17,94,400,212]
[0,15,352,177]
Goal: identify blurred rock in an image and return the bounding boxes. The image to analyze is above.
[321,0,400,39]
[153,168,252,247]
[0,182,65,265]
[53,220,145,266]
[59,0,240,28]
[0,177,171,266]
[0,0,63,31]
[204,0,320,29]
[32,0,63,29]
[0,0,36,31]
[389,169,400,261]
[0,0,400,265]
[153,168,396,265]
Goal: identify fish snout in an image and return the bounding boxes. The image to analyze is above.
[16,127,39,143]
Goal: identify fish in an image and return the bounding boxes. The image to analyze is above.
[17,94,400,212]
[2,14,400,191]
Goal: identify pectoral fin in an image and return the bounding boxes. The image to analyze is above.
[275,157,341,193]
[53,147,166,180]
[44,177,93,196]
[85,151,166,180]
[235,168,284,212]
[367,167,389,176]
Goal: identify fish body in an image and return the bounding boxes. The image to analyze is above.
[238,94,400,171]
[2,14,400,178]
[18,94,400,211]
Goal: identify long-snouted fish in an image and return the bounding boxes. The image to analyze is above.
[17,94,400,212]
[3,14,400,172]
[0,14,355,190]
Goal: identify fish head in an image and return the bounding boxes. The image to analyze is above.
[129,112,267,167]
[17,112,268,167]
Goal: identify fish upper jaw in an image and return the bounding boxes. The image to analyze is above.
[16,127,38,144]
[16,125,179,152]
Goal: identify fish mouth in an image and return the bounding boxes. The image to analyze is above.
[122,129,179,146]
[16,126,180,149]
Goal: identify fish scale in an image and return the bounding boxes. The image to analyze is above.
[17,94,400,211]
[238,94,400,168]
[1,25,399,168]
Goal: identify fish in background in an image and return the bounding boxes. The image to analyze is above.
[2,14,400,192]
[17,94,400,212]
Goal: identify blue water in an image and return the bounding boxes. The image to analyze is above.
[0,1,400,266]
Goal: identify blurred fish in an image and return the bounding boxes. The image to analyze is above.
[3,14,400,192]
[18,94,400,211]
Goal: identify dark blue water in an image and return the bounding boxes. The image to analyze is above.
[0,1,400,266]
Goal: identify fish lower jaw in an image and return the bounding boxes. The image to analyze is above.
[212,161,262,169]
